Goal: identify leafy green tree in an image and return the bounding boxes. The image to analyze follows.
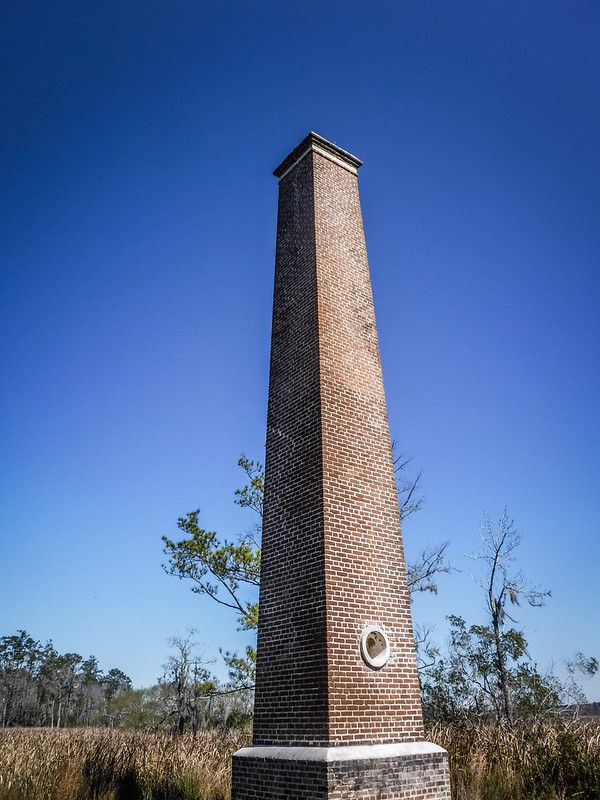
[0,630,42,726]
[420,511,597,725]
[106,686,166,730]
[421,615,562,722]
[162,509,260,632]
[162,456,262,686]
[101,668,132,702]
[44,651,82,727]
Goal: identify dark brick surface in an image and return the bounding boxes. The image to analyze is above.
[232,755,329,799]
[232,750,451,800]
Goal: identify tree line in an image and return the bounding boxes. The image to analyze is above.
[0,629,252,733]
[0,630,131,728]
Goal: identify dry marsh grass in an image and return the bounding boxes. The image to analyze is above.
[1,719,599,799]
[0,727,251,800]
[429,718,600,800]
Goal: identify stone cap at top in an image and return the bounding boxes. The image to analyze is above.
[273,132,363,180]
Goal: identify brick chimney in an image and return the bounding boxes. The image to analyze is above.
[232,132,450,799]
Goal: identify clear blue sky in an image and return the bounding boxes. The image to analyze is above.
[2,1,599,700]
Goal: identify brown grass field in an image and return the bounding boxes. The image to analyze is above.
[0,719,599,799]
[431,717,600,800]
[0,727,250,800]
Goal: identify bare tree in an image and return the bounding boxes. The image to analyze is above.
[392,448,424,522]
[471,508,551,724]
[407,542,451,595]
[392,445,451,595]
[162,631,215,735]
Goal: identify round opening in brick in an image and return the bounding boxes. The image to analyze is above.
[360,625,390,669]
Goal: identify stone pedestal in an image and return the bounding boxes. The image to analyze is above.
[233,743,450,800]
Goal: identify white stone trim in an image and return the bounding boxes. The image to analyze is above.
[276,146,312,181]
[234,741,447,762]
[277,143,359,181]
[312,145,359,176]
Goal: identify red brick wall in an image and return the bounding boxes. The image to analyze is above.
[252,134,424,747]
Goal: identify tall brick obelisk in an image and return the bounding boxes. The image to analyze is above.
[232,133,450,799]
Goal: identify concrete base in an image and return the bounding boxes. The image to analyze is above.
[232,741,451,800]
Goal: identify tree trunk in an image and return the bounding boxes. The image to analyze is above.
[492,611,512,724]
